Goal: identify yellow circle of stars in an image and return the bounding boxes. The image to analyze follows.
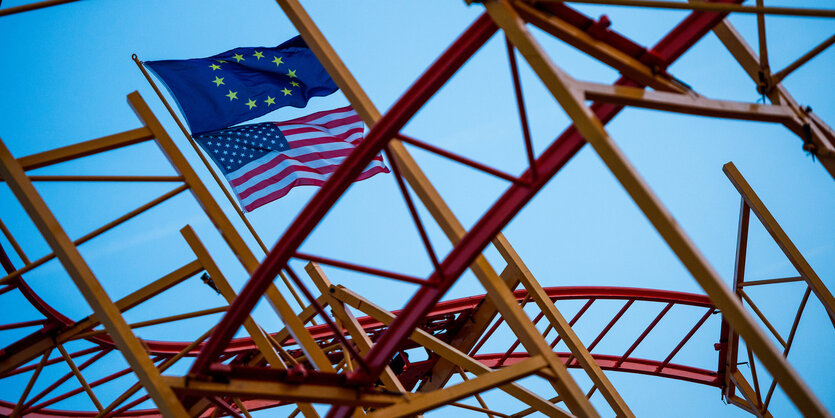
[209,53,305,111]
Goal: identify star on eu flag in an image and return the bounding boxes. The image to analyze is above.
[144,36,340,135]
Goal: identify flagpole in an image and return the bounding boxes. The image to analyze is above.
[131,54,270,255]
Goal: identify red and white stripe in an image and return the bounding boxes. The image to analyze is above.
[226,106,388,211]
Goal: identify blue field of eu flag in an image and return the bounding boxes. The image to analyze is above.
[145,36,338,135]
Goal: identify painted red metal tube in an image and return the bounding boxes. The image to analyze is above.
[497,311,545,367]
[283,266,367,371]
[208,397,243,418]
[0,287,718,416]
[473,352,719,386]
[617,302,674,367]
[384,146,444,279]
[358,1,740,388]
[505,36,537,180]
[2,347,103,378]
[0,319,48,331]
[657,308,714,372]
[109,394,151,417]
[551,298,595,348]
[396,134,525,186]
[188,12,499,378]
[0,285,13,297]
[587,300,634,353]
[470,315,505,356]
[21,349,111,414]
[294,252,431,286]
[27,361,138,411]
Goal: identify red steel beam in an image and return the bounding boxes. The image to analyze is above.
[0,286,717,416]
[188,12,499,379]
[475,352,719,386]
[358,0,741,389]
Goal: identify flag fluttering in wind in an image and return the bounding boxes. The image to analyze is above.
[145,36,338,135]
[144,36,388,210]
[193,106,388,212]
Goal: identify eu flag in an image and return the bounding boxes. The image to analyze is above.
[145,36,338,135]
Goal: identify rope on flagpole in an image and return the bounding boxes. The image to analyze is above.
[131,53,270,255]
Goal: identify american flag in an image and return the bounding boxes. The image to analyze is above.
[193,106,388,211]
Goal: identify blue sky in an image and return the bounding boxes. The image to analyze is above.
[0,0,833,416]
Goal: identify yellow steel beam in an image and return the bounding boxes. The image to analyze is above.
[163,376,403,408]
[179,227,322,417]
[72,307,227,339]
[130,89,324,416]
[129,92,333,417]
[577,81,798,125]
[367,356,548,418]
[772,33,835,85]
[25,175,184,182]
[56,343,104,412]
[98,326,215,417]
[269,296,326,345]
[181,226,286,369]
[418,268,517,393]
[713,21,835,178]
[515,0,683,93]
[729,370,773,418]
[450,237,597,416]
[233,398,253,418]
[262,283,336,373]
[128,92,262,270]
[739,276,804,287]
[555,0,835,18]
[455,369,498,418]
[0,137,188,417]
[10,348,52,418]
[132,54,271,255]
[0,184,188,288]
[723,162,835,327]
[275,4,601,414]
[279,270,317,325]
[484,0,827,415]
[305,262,405,393]
[330,285,572,418]
[0,259,201,375]
[502,263,633,416]
[17,127,154,171]
[0,217,30,264]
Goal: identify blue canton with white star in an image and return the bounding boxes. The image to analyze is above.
[193,123,290,173]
